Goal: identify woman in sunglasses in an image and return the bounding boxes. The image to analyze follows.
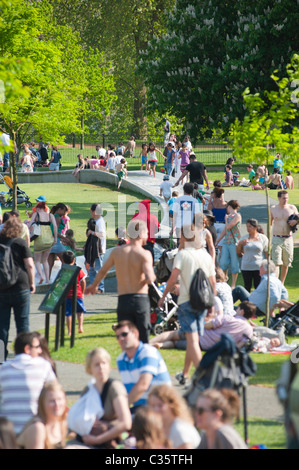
[195,388,247,449]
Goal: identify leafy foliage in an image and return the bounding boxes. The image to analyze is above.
[230,54,299,170]
[138,0,299,141]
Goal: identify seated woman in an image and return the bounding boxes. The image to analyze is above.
[148,384,201,449]
[195,388,247,449]
[78,347,132,448]
[17,381,68,449]
[131,406,172,449]
[267,167,283,190]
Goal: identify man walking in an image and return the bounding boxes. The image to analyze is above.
[86,219,156,343]
[270,190,298,284]
[173,154,210,191]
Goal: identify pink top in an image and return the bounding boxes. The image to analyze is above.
[179,150,190,167]
[199,313,253,350]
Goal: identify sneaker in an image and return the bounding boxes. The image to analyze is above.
[175,372,188,385]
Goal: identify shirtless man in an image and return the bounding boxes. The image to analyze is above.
[124,136,136,158]
[85,219,156,343]
[270,190,298,284]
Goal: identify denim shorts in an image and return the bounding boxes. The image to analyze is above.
[50,238,66,254]
[177,301,206,335]
[219,243,240,273]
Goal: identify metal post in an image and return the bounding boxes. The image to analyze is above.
[60,301,66,347]
[70,280,77,348]
[55,307,61,351]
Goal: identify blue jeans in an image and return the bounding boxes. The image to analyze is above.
[88,254,105,292]
[0,289,30,360]
[232,286,250,304]
[166,162,174,175]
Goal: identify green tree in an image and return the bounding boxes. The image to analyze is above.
[230,54,299,170]
[138,0,299,141]
[49,0,175,139]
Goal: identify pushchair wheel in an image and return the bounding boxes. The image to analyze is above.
[154,324,164,335]
[25,201,32,208]
[4,200,12,207]
[168,320,180,331]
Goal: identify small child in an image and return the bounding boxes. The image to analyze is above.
[61,205,71,235]
[115,158,127,190]
[62,250,86,336]
[178,143,190,184]
[62,229,83,260]
[167,190,179,229]
[253,336,281,353]
[139,143,149,171]
[159,174,173,203]
[222,165,234,187]
[115,226,129,246]
[107,151,116,173]
[285,170,294,190]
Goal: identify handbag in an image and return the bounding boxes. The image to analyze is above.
[30,213,41,241]
[67,380,104,436]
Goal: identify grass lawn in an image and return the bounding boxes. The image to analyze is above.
[3,170,298,449]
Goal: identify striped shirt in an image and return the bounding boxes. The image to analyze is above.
[117,342,171,408]
[0,354,56,434]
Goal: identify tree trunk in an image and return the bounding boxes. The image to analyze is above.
[10,148,18,210]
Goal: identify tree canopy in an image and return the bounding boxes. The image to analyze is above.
[231,54,299,171]
[137,0,299,141]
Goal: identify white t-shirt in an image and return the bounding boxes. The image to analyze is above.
[107,156,116,170]
[172,195,202,229]
[97,148,106,157]
[95,216,106,253]
[115,155,126,165]
[173,247,215,305]
[169,418,201,449]
[160,181,173,198]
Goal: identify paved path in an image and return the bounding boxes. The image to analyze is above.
[7,171,285,422]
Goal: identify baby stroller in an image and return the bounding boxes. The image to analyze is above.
[149,282,179,335]
[268,301,299,337]
[0,174,32,208]
[184,333,257,444]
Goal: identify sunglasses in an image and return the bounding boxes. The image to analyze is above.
[116,331,129,340]
[195,407,213,415]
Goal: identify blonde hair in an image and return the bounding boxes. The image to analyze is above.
[127,219,147,240]
[85,347,111,375]
[37,381,67,449]
[148,384,194,423]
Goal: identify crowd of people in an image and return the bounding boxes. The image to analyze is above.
[0,132,298,450]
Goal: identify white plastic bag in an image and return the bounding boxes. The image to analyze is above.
[67,381,104,436]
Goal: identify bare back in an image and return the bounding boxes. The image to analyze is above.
[111,243,154,295]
